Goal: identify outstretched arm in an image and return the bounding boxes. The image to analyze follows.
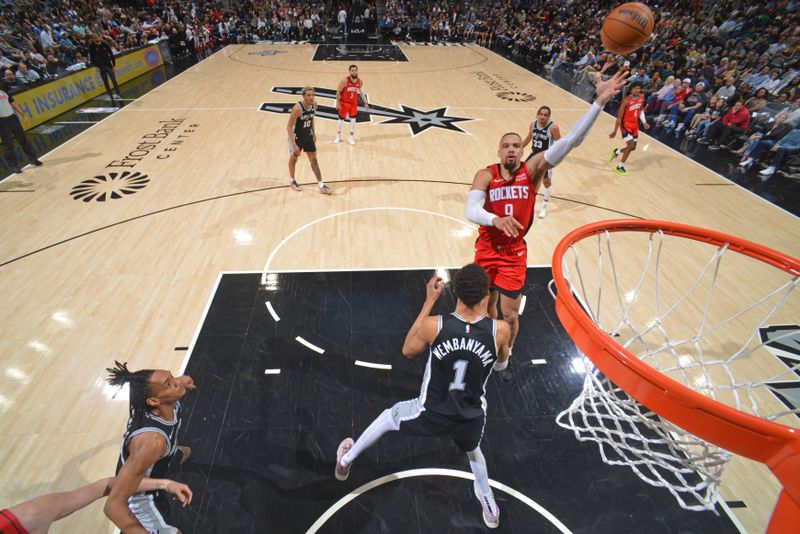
[402,276,443,357]
[526,69,629,177]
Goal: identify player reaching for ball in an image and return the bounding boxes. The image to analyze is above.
[465,70,629,381]
[335,264,510,529]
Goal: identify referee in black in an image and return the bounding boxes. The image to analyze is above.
[0,83,41,174]
[287,86,332,194]
[88,34,122,101]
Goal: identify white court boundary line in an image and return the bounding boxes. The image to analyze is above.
[305,467,572,533]
[265,301,280,321]
[296,336,325,354]
[354,360,392,370]
[179,271,224,374]
[260,207,477,284]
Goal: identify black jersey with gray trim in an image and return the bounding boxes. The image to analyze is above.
[420,313,498,419]
[294,101,315,139]
[530,120,554,154]
[116,401,182,479]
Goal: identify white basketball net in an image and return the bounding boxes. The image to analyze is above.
[553,228,800,512]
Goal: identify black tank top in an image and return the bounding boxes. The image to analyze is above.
[422,313,498,419]
[116,401,182,478]
[530,120,553,154]
[294,101,315,139]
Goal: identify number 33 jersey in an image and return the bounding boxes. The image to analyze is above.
[422,313,499,419]
[477,163,536,249]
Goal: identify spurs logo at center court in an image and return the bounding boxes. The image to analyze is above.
[259,86,474,136]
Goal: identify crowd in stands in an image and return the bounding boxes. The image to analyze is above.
[375,0,799,175]
[1,0,798,175]
[0,0,373,94]
[483,0,799,177]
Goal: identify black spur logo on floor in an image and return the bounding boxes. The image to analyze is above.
[259,87,474,136]
[70,118,199,202]
[759,324,800,421]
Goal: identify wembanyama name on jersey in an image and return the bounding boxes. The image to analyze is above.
[430,336,495,368]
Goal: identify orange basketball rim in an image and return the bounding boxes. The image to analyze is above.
[551,219,800,532]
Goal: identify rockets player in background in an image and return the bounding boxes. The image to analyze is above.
[466,71,629,380]
[609,81,650,176]
[335,64,368,145]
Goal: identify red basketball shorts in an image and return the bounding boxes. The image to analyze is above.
[338,100,358,119]
[474,239,527,294]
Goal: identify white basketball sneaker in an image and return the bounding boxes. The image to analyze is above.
[348,136,356,145]
[335,438,354,481]
[474,481,499,528]
[538,202,548,219]
[334,134,341,144]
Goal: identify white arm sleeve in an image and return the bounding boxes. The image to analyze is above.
[466,189,497,226]
[639,110,648,126]
[543,102,603,167]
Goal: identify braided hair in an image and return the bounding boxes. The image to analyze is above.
[106,360,156,424]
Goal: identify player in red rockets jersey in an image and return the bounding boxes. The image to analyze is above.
[609,81,650,176]
[335,64,369,145]
[465,70,629,380]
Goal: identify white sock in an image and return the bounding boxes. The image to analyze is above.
[337,119,342,133]
[543,187,551,203]
[349,118,356,135]
[318,181,325,188]
[342,407,399,466]
[467,447,496,513]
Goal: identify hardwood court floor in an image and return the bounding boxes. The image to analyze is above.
[0,44,798,533]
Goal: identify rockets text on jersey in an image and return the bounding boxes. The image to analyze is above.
[341,77,361,104]
[477,163,536,248]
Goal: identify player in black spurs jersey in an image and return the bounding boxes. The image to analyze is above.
[104,361,195,534]
[335,263,510,529]
[287,86,333,195]
[522,106,561,220]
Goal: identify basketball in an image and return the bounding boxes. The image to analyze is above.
[601,2,655,55]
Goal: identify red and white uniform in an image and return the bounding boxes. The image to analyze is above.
[474,163,536,293]
[338,77,361,119]
[621,93,644,139]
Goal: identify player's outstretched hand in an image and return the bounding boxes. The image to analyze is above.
[493,215,524,238]
[426,276,444,302]
[595,70,630,105]
[164,480,193,507]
